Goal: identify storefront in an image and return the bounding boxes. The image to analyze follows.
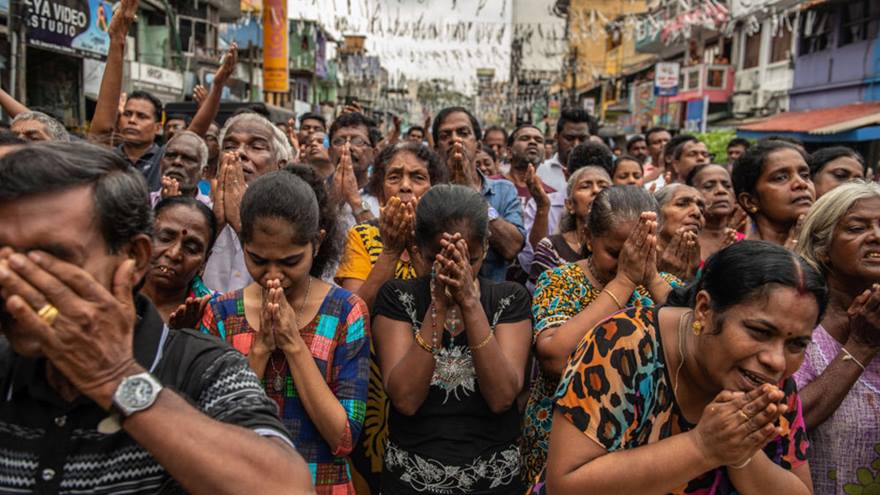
[22,0,114,129]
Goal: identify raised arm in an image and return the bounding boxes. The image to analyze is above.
[488,186,525,261]
[798,288,880,429]
[350,199,413,309]
[188,43,237,137]
[0,87,29,118]
[88,0,138,141]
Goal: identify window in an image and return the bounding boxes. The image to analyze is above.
[840,0,880,46]
[799,9,831,55]
[770,25,792,63]
[743,29,761,69]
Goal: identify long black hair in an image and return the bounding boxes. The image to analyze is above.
[415,184,488,249]
[668,240,828,325]
[240,165,342,278]
[731,140,807,204]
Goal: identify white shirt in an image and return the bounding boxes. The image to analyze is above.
[202,226,252,294]
[536,154,567,193]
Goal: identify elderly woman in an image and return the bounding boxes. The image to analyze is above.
[687,164,744,260]
[654,184,706,281]
[808,146,866,199]
[732,141,814,248]
[335,141,447,494]
[372,185,532,494]
[202,112,293,293]
[529,166,611,285]
[522,186,680,482]
[793,181,880,495]
[537,240,826,495]
[141,196,217,328]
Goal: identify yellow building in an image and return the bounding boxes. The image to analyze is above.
[563,0,654,119]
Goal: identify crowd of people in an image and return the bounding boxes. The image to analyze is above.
[0,3,878,494]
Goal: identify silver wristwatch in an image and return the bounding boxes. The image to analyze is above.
[112,372,163,418]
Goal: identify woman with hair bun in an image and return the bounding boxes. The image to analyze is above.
[201,166,369,494]
[372,184,532,494]
[522,185,681,482]
[536,240,826,495]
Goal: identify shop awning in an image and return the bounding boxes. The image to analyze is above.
[736,102,880,142]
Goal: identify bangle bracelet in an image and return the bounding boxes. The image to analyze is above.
[602,288,623,310]
[841,347,867,372]
[469,331,494,351]
[414,331,434,354]
[729,456,753,469]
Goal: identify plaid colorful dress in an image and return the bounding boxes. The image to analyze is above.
[200,285,371,495]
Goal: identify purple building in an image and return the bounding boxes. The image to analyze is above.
[790,1,880,111]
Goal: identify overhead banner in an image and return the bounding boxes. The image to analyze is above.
[654,62,680,97]
[262,0,288,93]
[25,0,114,56]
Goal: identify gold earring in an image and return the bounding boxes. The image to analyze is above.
[749,207,758,214]
[692,320,703,335]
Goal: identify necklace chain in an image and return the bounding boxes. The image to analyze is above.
[673,310,694,404]
[269,277,313,392]
[586,256,609,287]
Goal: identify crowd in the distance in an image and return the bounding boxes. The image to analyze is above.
[0,4,878,494]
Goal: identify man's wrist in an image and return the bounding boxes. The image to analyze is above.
[87,361,146,411]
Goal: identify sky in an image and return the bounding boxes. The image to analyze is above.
[290,0,514,93]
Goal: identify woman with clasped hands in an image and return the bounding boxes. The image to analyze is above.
[536,240,826,495]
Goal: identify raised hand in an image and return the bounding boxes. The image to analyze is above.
[615,212,658,287]
[525,164,550,208]
[221,152,246,233]
[658,228,701,280]
[379,197,414,256]
[728,205,749,233]
[252,286,277,356]
[333,143,360,208]
[721,227,739,249]
[434,233,479,307]
[168,295,211,330]
[692,384,786,469]
[214,42,238,86]
[0,252,140,410]
[847,284,880,350]
[266,279,306,355]
[448,138,475,189]
[211,154,228,227]
[160,176,181,199]
[108,0,138,40]
[192,85,207,108]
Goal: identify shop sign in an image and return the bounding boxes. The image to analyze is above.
[132,62,183,92]
[654,62,680,97]
[24,0,114,56]
[262,0,288,93]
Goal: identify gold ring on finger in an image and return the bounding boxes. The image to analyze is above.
[37,304,59,326]
[738,409,750,422]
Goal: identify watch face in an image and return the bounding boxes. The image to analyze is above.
[120,377,156,409]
